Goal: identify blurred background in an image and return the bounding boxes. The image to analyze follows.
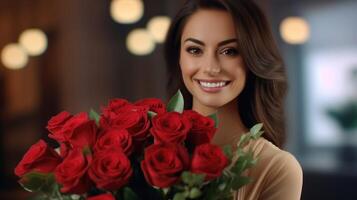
[0,0,356,199]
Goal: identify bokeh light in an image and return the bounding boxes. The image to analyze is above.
[280,17,310,44]
[19,28,48,56]
[126,28,155,55]
[110,0,144,24]
[1,43,29,70]
[147,16,171,43]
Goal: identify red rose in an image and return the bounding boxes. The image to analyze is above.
[55,148,92,194]
[141,143,190,188]
[47,111,73,142]
[89,148,132,190]
[99,99,131,126]
[183,110,216,146]
[68,120,98,148]
[94,129,133,156]
[51,112,98,148]
[134,98,166,114]
[150,112,191,144]
[49,112,88,143]
[59,142,71,158]
[100,105,151,142]
[87,193,115,200]
[190,144,229,181]
[101,98,130,116]
[14,140,62,177]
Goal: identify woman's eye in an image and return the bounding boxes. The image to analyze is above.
[221,48,238,56]
[186,47,202,55]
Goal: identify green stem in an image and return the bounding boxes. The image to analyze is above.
[55,188,64,200]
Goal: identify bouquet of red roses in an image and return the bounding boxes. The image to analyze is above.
[14,90,263,200]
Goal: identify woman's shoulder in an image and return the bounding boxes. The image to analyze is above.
[245,137,303,178]
[238,137,303,200]
[255,138,300,166]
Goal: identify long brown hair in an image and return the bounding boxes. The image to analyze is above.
[164,0,288,148]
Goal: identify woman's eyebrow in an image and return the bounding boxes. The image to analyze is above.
[183,38,237,46]
[184,38,205,45]
[218,38,237,46]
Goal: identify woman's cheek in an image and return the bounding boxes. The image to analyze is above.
[180,56,198,83]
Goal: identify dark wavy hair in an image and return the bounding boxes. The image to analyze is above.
[164,0,288,148]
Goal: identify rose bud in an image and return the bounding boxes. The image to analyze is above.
[14,140,62,177]
[47,111,73,142]
[50,112,98,149]
[49,112,88,143]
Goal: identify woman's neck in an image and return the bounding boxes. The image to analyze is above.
[192,97,248,147]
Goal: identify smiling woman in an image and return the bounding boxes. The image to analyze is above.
[180,9,247,113]
[164,0,303,199]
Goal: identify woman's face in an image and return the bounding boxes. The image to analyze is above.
[179,9,247,110]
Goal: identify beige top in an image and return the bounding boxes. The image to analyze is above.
[232,137,303,200]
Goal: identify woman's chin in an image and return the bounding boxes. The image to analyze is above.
[197,99,226,110]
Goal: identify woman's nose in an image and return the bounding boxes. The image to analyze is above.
[202,54,221,75]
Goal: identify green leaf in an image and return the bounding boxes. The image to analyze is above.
[173,192,186,200]
[28,194,48,200]
[200,178,229,200]
[162,187,170,195]
[69,194,81,200]
[231,176,253,190]
[167,90,184,113]
[181,171,205,187]
[231,149,257,175]
[193,173,205,185]
[189,187,202,199]
[208,113,219,128]
[147,111,157,119]
[237,123,264,148]
[89,109,100,126]
[231,158,245,174]
[218,183,226,191]
[237,134,249,148]
[19,172,56,193]
[183,190,190,198]
[181,171,192,185]
[123,187,139,200]
[222,145,233,160]
[250,123,264,138]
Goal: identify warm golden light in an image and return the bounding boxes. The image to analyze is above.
[19,28,48,56]
[126,29,155,55]
[1,43,28,70]
[280,17,310,44]
[110,0,144,24]
[147,16,171,43]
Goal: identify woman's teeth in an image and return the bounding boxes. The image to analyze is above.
[199,81,228,88]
